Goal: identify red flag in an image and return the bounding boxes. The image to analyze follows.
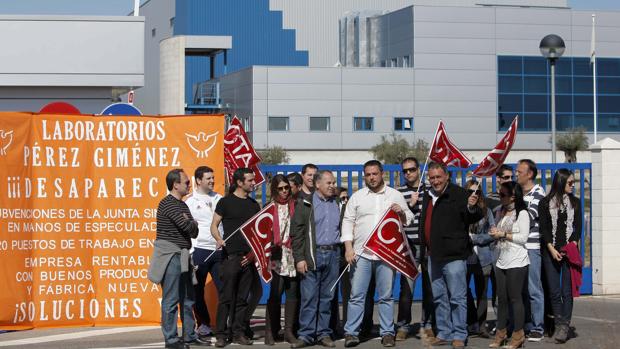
[473,116,518,177]
[224,116,265,186]
[239,202,276,283]
[362,208,418,280]
[429,121,472,168]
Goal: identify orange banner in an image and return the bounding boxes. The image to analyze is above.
[0,112,225,329]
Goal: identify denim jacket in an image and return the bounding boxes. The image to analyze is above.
[467,208,495,267]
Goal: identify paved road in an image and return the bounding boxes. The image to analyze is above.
[1,296,619,349]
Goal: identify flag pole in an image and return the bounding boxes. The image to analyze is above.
[592,14,598,143]
[417,120,442,193]
[202,227,240,263]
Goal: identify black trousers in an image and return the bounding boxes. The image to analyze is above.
[466,263,491,329]
[542,250,574,326]
[495,265,528,332]
[267,272,300,333]
[215,255,254,339]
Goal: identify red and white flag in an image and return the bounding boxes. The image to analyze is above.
[429,121,472,168]
[472,116,518,177]
[224,116,265,186]
[239,202,276,283]
[363,208,418,280]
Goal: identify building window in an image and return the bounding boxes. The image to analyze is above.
[403,56,410,68]
[151,28,156,37]
[380,60,386,67]
[309,117,330,131]
[354,117,374,131]
[169,17,175,28]
[391,58,398,67]
[268,117,289,131]
[497,55,620,132]
[394,117,413,131]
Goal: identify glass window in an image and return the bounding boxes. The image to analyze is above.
[498,94,522,112]
[268,117,289,131]
[524,57,547,75]
[498,56,522,74]
[573,77,593,93]
[391,58,398,67]
[574,95,593,113]
[309,117,330,131]
[523,113,549,131]
[498,76,523,93]
[555,77,573,94]
[599,58,620,77]
[524,95,547,112]
[598,77,620,94]
[394,117,414,131]
[498,113,520,131]
[574,113,594,131]
[151,28,156,37]
[524,76,547,93]
[600,114,620,131]
[573,58,592,76]
[557,113,574,131]
[556,58,572,76]
[555,95,572,113]
[354,117,374,131]
[599,96,620,113]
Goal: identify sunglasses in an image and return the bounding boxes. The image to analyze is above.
[182,180,190,186]
[340,195,349,200]
[567,180,575,186]
[498,175,512,180]
[277,185,291,192]
[467,189,481,195]
[402,167,418,174]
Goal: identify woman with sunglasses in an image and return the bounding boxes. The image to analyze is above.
[264,174,300,345]
[464,180,495,339]
[538,169,581,344]
[488,181,530,349]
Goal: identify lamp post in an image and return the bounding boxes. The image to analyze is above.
[540,34,565,164]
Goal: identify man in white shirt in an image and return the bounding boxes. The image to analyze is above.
[186,166,224,337]
[341,160,413,348]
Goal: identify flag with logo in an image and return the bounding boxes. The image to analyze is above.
[224,116,265,185]
[362,208,418,280]
[472,116,518,177]
[428,121,472,168]
[239,202,276,283]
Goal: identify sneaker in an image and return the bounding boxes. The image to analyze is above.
[165,341,187,349]
[344,335,360,348]
[396,329,408,341]
[318,337,336,348]
[290,338,311,348]
[527,331,544,342]
[381,335,396,347]
[197,324,213,336]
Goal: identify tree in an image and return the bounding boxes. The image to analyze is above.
[258,146,290,165]
[370,134,429,164]
[555,127,589,163]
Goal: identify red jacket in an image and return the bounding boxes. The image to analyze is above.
[562,242,582,297]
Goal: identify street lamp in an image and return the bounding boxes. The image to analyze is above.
[540,34,565,163]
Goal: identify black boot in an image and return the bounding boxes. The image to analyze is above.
[264,298,281,345]
[284,299,299,343]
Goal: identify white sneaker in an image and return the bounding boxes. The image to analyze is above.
[197,324,213,336]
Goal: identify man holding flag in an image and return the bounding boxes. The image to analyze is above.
[419,162,482,349]
[341,160,413,348]
[290,170,342,348]
[210,168,261,347]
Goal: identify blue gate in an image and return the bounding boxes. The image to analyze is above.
[254,163,592,301]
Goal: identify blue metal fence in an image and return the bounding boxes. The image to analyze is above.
[254,163,592,301]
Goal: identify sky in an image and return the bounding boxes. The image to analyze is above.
[0,0,618,16]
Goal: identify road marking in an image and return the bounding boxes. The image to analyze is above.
[573,315,617,324]
[0,326,159,347]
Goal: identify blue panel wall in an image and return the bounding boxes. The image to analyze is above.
[175,0,309,106]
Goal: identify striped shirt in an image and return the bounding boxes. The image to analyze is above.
[523,184,546,250]
[396,184,426,245]
[156,194,199,249]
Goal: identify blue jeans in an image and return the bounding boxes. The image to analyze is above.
[161,254,197,344]
[524,249,545,334]
[428,257,467,342]
[298,248,340,343]
[344,256,395,337]
[192,248,223,326]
